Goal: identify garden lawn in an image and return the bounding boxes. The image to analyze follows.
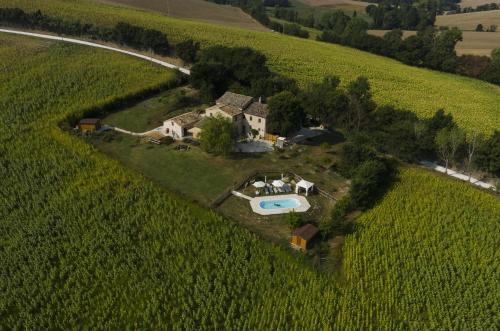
[90,130,348,206]
[102,86,203,132]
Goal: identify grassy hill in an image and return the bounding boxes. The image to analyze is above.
[1,0,499,135]
[1,32,499,329]
[95,0,267,31]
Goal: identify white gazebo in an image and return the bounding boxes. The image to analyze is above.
[295,179,314,196]
[272,179,285,188]
[253,181,266,188]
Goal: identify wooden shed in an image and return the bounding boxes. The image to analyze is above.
[79,118,101,133]
[290,224,319,250]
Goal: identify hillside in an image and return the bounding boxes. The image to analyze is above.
[1,32,499,329]
[95,0,267,31]
[436,9,500,30]
[1,0,499,135]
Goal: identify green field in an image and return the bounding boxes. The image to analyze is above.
[1,0,499,135]
[1,32,499,328]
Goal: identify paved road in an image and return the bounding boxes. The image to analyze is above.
[0,28,191,75]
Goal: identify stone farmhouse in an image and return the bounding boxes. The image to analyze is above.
[163,92,269,140]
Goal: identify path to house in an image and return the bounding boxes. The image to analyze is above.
[420,161,496,191]
[0,28,191,75]
[112,126,165,137]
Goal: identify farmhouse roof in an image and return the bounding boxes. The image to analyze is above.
[219,104,243,117]
[244,101,269,118]
[192,117,208,129]
[216,92,253,110]
[292,224,319,241]
[169,111,203,127]
[79,118,100,125]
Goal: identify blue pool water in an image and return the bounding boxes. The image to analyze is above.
[259,199,300,209]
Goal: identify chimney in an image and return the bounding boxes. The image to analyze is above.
[258,96,262,103]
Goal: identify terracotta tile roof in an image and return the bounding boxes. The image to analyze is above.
[219,104,243,117]
[192,117,208,129]
[244,102,269,118]
[216,92,253,110]
[292,224,319,241]
[169,111,203,127]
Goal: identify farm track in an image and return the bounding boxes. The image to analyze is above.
[0,28,191,75]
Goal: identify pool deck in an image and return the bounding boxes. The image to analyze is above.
[249,194,310,216]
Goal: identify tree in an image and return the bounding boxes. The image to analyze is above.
[476,24,484,32]
[474,130,500,176]
[464,131,484,181]
[267,91,306,136]
[199,115,236,156]
[349,159,393,210]
[346,76,376,131]
[435,127,464,173]
[176,39,199,63]
[481,48,500,84]
[301,75,348,127]
[424,28,462,72]
[287,211,303,229]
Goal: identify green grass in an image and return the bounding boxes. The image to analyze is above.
[1,0,499,134]
[102,86,203,132]
[90,130,348,205]
[1,32,499,329]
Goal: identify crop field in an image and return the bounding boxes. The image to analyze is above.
[339,167,500,329]
[1,0,499,135]
[286,0,372,22]
[436,9,500,30]
[1,33,499,329]
[95,0,267,31]
[460,0,500,8]
[368,29,500,56]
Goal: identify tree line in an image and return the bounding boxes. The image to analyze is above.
[0,8,171,55]
[450,2,499,14]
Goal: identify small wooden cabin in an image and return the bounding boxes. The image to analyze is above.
[79,118,101,133]
[290,224,319,250]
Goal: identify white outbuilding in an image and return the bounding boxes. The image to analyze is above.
[295,179,314,196]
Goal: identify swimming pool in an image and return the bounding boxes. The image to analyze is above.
[250,194,310,215]
[259,199,300,209]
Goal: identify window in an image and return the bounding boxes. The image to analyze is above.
[250,116,253,121]
[258,118,261,123]
[210,113,213,117]
[171,121,174,126]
